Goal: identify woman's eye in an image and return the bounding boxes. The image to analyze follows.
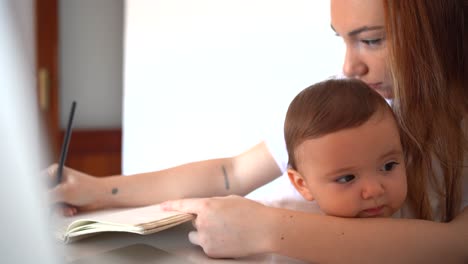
[381,161,400,172]
[335,174,355,184]
[361,38,383,47]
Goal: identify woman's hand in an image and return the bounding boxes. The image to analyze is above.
[47,164,105,216]
[161,195,276,258]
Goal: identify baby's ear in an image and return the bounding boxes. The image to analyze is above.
[287,168,314,201]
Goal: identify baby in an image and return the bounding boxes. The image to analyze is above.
[285,79,407,218]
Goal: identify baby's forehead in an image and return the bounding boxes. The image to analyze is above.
[297,105,396,145]
[293,109,401,166]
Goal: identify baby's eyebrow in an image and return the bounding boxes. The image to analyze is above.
[325,165,358,178]
[323,147,402,178]
[380,148,403,160]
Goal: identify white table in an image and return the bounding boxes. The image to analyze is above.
[55,214,306,264]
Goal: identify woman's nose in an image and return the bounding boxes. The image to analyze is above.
[342,46,368,78]
[361,178,385,200]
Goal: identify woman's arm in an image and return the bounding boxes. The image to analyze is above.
[162,196,468,264]
[49,141,282,212]
[270,206,468,264]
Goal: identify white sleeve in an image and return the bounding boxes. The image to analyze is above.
[265,133,288,173]
[263,119,288,173]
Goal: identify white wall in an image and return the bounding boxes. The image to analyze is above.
[123,0,345,174]
[59,0,123,129]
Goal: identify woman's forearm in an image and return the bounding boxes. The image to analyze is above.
[267,207,468,264]
[97,158,239,208]
[96,142,282,208]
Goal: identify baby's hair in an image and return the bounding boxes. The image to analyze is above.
[284,79,396,170]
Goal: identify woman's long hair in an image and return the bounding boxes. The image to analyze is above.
[383,0,468,221]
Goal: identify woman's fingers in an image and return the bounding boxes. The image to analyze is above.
[45,164,75,186]
[62,205,77,216]
[48,192,78,217]
[42,163,58,187]
[51,204,78,217]
[188,231,200,246]
[48,184,67,204]
[160,198,205,214]
[191,218,198,229]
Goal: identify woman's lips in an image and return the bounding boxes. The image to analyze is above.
[366,82,393,99]
[366,82,382,90]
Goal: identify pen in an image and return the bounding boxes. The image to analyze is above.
[56,101,76,184]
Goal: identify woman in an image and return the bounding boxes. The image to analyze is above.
[50,0,468,262]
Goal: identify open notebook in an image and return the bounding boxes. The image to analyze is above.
[57,204,194,243]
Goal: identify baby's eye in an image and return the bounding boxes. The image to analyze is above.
[380,161,400,172]
[335,174,355,184]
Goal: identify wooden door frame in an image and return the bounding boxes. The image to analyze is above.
[35,0,60,156]
[35,0,122,176]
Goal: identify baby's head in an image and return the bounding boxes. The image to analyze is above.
[285,79,407,218]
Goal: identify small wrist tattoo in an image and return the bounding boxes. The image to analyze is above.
[222,165,230,190]
[111,188,119,195]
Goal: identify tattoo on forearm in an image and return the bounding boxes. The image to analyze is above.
[111,188,118,195]
[222,165,230,190]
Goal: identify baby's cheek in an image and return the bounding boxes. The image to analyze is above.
[319,198,359,218]
[390,182,407,213]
